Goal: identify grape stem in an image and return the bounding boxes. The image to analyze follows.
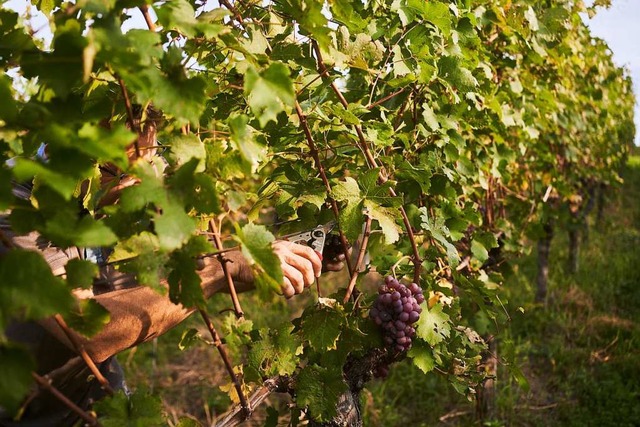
[390,255,412,280]
[343,214,373,303]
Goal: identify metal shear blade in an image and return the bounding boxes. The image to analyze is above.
[280,221,336,255]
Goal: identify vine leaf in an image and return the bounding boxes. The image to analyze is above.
[244,63,294,127]
[0,345,35,415]
[408,339,436,374]
[275,0,331,50]
[178,328,201,351]
[64,299,110,338]
[247,325,300,377]
[234,223,284,296]
[167,236,212,308]
[228,114,266,172]
[364,200,401,244]
[296,364,347,423]
[300,304,347,351]
[94,390,165,427]
[416,303,451,346]
[0,250,73,334]
[165,134,206,171]
[332,177,364,243]
[420,207,460,267]
[471,231,499,264]
[0,74,18,122]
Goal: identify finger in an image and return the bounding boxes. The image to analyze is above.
[282,263,305,294]
[285,242,322,278]
[324,261,345,272]
[281,277,295,299]
[285,253,316,286]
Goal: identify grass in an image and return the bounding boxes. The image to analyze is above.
[121,156,640,426]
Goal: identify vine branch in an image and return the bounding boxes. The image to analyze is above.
[311,41,423,283]
[343,214,373,304]
[294,100,353,276]
[32,372,102,426]
[214,376,292,427]
[198,309,251,419]
[53,314,114,395]
[117,78,141,158]
[366,88,406,110]
[138,5,157,32]
[208,219,244,319]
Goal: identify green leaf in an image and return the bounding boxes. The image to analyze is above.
[0,75,18,122]
[364,200,401,244]
[244,62,294,127]
[274,0,331,50]
[178,328,201,351]
[176,417,202,427]
[155,0,198,37]
[167,247,204,308]
[45,215,118,247]
[422,103,440,132]
[36,0,58,15]
[420,207,460,267]
[94,389,166,427]
[471,231,498,264]
[165,134,206,171]
[416,303,451,346]
[168,159,221,215]
[422,1,453,37]
[234,223,283,296]
[332,177,364,242]
[301,304,346,351]
[0,345,35,415]
[64,299,111,337]
[247,325,300,376]
[118,161,166,213]
[75,123,135,170]
[408,340,436,374]
[12,159,78,200]
[296,364,347,422]
[438,56,478,91]
[0,250,74,333]
[65,258,99,289]
[228,114,266,172]
[20,20,86,98]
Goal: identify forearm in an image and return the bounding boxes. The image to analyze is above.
[41,251,251,363]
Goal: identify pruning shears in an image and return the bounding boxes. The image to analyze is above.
[279,221,336,256]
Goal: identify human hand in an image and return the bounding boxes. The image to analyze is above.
[322,234,350,272]
[272,240,322,298]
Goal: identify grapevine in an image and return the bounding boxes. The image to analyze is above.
[0,0,635,426]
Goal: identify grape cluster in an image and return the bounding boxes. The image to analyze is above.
[370,276,424,353]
